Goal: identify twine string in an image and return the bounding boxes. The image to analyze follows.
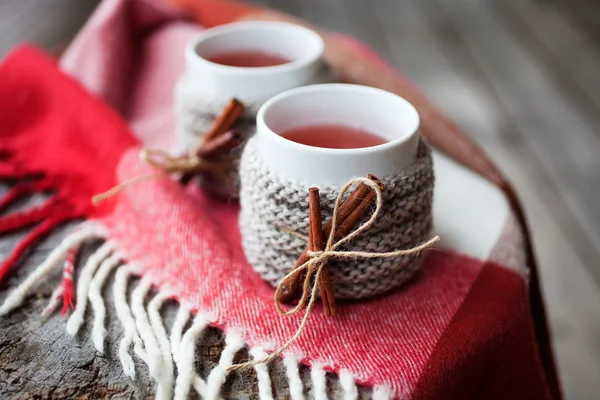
[91,146,235,205]
[91,171,166,205]
[141,147,202,173]
[228,177,440,372]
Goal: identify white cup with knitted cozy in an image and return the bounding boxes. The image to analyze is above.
[175,21,328,153]
[239,84,435,300]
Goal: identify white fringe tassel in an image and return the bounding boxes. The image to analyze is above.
[66,241,116,335]
[131,276,176,400]
[250,347,275,400]
[0,224,106,316]
[339,369,359,400]
[170,303,190,364]
[192,375,210,399]
[373,384,393,400]
[114,264,147,378]
[89,251,124,352]
[311,363,328,400]
[283,353,305,400]
[205,330,244,400]
[148,291,175,400]
[170,305,217,399]
[131,277,162,377]
[174,312,211,400]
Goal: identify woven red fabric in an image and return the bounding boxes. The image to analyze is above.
[99,148,552,397]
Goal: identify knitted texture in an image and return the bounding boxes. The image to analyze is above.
[239,136,435,299]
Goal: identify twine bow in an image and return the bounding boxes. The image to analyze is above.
[92,99,244,205]
[140,147,234,180]
[140,147,204,173]
[91,146,232,204]
[228,176,440,371]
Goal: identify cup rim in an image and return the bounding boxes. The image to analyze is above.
[185,21,325,76]
[256,83,421,155]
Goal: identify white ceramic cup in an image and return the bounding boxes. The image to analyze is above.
[255,84,421,185]
[184,21,325,106]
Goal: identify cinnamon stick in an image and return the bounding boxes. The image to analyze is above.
[196,130,242,159]
[180,99,245,185]
[308,188,336,317]
[180,130,242,184]
[277,175,384,304]
[203,98,245,142]
[322,173,383,237]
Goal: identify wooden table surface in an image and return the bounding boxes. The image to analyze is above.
[1,0,600,398]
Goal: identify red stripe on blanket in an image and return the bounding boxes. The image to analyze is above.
[412,262,552,400]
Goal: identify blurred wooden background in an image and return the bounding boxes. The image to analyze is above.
[1,0,600,398]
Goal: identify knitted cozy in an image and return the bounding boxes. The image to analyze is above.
[239,136,435,299]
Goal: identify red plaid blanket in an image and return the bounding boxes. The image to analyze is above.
[0,0,560,398]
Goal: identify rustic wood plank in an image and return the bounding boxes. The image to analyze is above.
[258,0,301,18]
[244,0,269,8]
[371,0,505,144]
[552,0,600,47]
[294,0,354,36]
[323,0,394,61]
[0,0,39,54]
[0,0,99,56]
[491,0,600,130]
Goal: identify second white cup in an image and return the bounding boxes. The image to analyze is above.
[183,21,326,107]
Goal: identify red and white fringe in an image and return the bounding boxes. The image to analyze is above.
[0,221,390,399]
[41,283,64,317]
[61,245,79,315]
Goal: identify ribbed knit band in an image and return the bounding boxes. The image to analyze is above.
[239,136,435,300]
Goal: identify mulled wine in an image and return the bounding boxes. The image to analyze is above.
[280,124,387,149]
[205,51,291,68]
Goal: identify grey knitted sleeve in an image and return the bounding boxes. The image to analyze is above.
[239,136,435,300]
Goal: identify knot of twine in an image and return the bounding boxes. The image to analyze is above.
[92,98,245,205]
[140,147,203,173]
[140,147,232,176]
[91,145,233,205]
[228,176,440,372]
